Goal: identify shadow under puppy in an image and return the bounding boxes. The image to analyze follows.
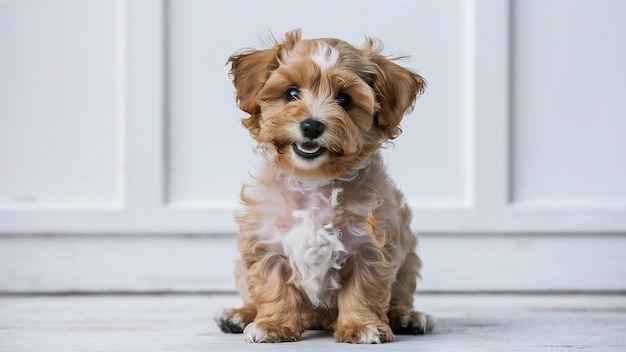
[215,29,434,344]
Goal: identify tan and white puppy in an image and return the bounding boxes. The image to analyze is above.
[215,29,433,344]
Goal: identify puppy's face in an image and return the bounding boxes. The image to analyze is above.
[229,30,425,180]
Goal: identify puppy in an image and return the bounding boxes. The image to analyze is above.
[215,29,433,344]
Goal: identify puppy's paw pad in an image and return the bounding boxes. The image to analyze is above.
[391,310,435,334]
[335,323,394,344]
[358,325,383,344]
[214,309,244,333]
[244,322,267,343]
[243,322,300,343]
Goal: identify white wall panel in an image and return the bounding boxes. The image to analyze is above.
[0,2,125,207]
[512,0,626,207]
[165,0,471,206]
[1,0,626,235]
[2,235,625,293]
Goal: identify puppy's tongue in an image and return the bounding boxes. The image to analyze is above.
[295,142,321,154]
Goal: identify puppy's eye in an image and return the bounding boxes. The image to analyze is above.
[285,87,300,102]
[336,92,353,110]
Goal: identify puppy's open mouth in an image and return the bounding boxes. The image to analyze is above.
[292,142,326,160]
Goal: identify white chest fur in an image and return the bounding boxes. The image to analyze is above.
[279,180,346,308]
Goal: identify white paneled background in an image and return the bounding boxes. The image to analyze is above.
[0,0,625,294]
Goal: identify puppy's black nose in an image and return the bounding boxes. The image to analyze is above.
[300,118,325,139]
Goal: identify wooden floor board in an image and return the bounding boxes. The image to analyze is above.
[1,294,625,351]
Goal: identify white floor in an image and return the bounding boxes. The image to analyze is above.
[1,294,625,351]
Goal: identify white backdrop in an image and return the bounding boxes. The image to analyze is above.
[1,0,625,293]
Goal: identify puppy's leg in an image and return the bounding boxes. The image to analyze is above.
[334,247,395,344]
[388,250,434,334]
[243,254,307,343]
[215,259,257,333]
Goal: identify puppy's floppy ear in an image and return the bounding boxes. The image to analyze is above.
[363,39,426,139]
[228,48,279,137]
[228,29,302,138]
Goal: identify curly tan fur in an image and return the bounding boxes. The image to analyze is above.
[215,29,433,344]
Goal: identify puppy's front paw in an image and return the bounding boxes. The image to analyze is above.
[243,321,301,343]
[215,308,245,333]
[334,323,394,344]
[388,309,435,334]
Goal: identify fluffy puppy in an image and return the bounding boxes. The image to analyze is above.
[215,29,433,344]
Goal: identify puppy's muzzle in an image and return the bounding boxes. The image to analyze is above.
[293,118,327,160]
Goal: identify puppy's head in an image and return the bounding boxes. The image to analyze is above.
[229,30,425,180]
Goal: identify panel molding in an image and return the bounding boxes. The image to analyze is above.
[473,0,511,211]
[125,0,167,212]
